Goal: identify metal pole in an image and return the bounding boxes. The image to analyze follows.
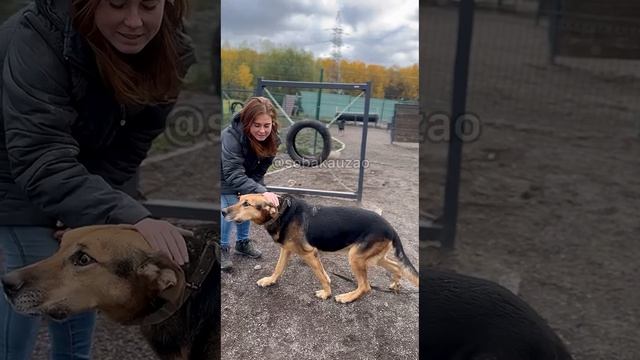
[548,0,561,64]
[356,82,372,203]
[315,69,323,121]
[440,0,474,250]
[255,77,264,96]
[312,68,324,156]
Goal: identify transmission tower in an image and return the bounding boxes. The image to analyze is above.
[330,10,344,83]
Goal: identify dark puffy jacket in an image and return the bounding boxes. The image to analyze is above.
[0,1,195,227]
[221,113,277,195]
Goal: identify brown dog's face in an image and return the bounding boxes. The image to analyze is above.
[222,194,277,225]
[1,225,185,324]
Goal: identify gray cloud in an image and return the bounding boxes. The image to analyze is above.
[221,0,418,67]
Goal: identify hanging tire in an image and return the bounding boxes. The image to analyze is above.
[286,120,332,167]
[230,101,244,114]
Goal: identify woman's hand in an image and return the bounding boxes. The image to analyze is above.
[134,218,190,265]
[263,192,280,207]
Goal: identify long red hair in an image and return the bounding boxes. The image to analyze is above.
[71,0,188,105]
[240,97,279,158]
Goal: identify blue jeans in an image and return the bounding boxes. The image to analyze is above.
[0,227,96,360]
[221,194,250,248]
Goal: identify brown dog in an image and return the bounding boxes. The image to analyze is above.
[1,224,219,360]
[222,194,419,303]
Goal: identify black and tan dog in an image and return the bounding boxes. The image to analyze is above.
[222,194,419,303]
[1,224,220,360]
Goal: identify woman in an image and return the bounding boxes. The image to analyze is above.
[0,0,195,358]
[221,96,280,270]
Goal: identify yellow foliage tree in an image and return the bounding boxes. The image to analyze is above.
[222,47,256,91]
[225,46,417,100]
[398,64,419,100]
[366,64,388,98]
[235,64,254,90]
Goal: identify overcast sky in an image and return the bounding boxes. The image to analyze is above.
[221,0,419,68]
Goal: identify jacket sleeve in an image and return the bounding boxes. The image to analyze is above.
[90,105,171,187]
[221,129,267,194]
[1,17,150,227]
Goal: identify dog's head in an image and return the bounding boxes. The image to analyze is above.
[222,194,278,225]
[1,225,185,324]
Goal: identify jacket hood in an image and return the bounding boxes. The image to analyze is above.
[36,0,69,31]
[231,112,243,130]
[230,112,248,145]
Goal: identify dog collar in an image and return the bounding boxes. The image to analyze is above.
[139,239,219,326]
[262,196,291,227]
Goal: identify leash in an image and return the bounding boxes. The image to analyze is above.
[330,271,419,294]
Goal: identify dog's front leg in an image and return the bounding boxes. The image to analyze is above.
[257,248,290,287]
[300,249,332,300]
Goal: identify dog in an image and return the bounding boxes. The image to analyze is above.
[422,269,573,360]
[222,193,419,303]
[1,224,220,360]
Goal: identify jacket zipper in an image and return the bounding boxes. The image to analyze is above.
[120,105,127,127]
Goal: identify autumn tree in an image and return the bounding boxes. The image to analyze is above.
[223,45,417,100]
[398,64,419,99]
[256,47,316,83]
[367,64,388,98]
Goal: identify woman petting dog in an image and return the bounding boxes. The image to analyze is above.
[220,96,280,270]
[0,0,194,358]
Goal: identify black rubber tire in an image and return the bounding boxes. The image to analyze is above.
[230,101,244,114]
[286,120,332,167]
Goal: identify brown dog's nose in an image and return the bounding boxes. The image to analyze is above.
[1,273,24,298]
[221,209,227,217]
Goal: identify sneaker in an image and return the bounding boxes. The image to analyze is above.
[235,239,262,258]
[220,246,233,270]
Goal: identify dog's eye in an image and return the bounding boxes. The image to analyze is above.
[72,252,95,267]
[242,201,250,207]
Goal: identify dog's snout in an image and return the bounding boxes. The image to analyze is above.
[1,273,25,297]
[221,208,228,217]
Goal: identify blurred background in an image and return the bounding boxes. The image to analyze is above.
[420,1,640,359]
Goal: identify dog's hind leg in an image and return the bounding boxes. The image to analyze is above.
[299,249,332,300]
[378,260,402,293]
[257,248,291,287]
[335,246,372,303]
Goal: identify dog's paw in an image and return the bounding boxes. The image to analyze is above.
[256,277,276,287]
[335,292,359,304]
[315,289,331,300]
[334,293,355,304]
[389,282,401,293]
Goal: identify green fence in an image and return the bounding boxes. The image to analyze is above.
[298,91,402,124]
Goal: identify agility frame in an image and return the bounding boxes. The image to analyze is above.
[255,78,373,203]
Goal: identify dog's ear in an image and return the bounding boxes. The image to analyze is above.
[137,254,186,306]
[264,204,277,216]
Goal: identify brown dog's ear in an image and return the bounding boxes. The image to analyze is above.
[137,254,186,306]
[264,204,277,216]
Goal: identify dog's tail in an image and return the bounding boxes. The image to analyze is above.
[390,230,419,287]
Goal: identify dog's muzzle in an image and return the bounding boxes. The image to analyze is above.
[221,208,243,223]
[1,273,47,316]
[1,273,25,300]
